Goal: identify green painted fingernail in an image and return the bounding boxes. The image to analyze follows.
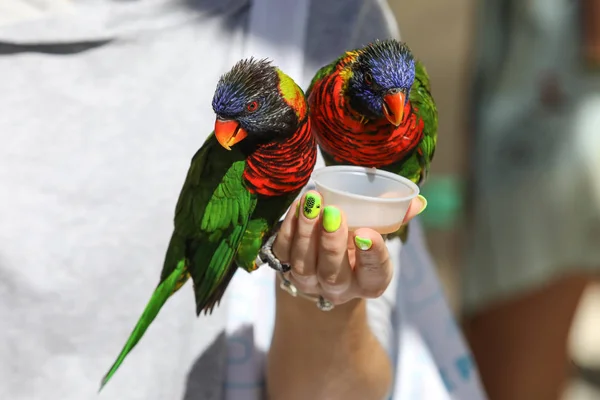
[294,201,300,218]
[354,236,372,251]
[302,193,321,219]
[322,206,341,232]
[417,195,428,215]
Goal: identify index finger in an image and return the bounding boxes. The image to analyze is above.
[271,199,300,264]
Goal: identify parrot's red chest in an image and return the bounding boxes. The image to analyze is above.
[243,119,317,197]
[308,71,424,168]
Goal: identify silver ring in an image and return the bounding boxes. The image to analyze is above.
[277,272,334,312]
[316,296,334,311]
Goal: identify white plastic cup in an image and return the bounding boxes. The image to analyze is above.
[312,165,420,234]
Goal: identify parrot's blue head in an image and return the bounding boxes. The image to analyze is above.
[212,58,299,152]
[347,39,415,126]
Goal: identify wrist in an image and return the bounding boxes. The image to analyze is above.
[268,277,393,400]
[272,275,372,340]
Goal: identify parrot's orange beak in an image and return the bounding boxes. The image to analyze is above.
[214,119,248,151]
[382,91,405,127]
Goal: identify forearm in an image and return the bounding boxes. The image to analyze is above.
[266,284,393,400]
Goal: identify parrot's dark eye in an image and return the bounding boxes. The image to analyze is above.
[364,72,373,85]
[246,101,259,112]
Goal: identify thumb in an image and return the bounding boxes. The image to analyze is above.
[402,195,428,225]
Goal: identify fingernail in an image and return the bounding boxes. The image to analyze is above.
[354,236,372,251]
[294,201,300,218]
[417,195,428,215]
[302,193,321,219]
[322,206,341,232]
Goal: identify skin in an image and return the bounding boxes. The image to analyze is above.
[267,191,426,400]
[583,0,600,66]
[464,274,593,400]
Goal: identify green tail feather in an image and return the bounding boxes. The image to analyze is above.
[98,260,188,392]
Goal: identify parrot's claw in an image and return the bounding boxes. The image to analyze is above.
[259,232,291,273]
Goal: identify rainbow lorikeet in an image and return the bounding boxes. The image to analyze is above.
[306,39,437,241]
[99,58,317,390]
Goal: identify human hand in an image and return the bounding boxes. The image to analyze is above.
[272,190,427,306]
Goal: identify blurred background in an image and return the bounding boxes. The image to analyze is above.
[387,0,600,399]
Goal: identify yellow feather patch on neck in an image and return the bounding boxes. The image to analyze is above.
[339,68,353,81]
[338,51,359,81]
[276,68,307,121]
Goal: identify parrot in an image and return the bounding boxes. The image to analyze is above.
[99,58,317,390]
[306,39,438,241]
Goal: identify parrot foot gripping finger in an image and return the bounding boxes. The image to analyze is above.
[259,232,291,274]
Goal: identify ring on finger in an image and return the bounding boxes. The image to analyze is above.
[276,272,335,312]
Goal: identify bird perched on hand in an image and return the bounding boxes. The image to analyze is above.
[100,58,317,390]
[306,39,437,241]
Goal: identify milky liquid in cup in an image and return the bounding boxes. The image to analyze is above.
[346,190,406,234]
[378,191,404,199]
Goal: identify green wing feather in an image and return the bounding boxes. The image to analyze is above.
[181,153,257,314]
[100,134,257,390]
[398,60,438,185]
[387,60,438,241]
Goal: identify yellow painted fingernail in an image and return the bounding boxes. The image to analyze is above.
[354,236,372,251]
[417,195,428,215]
[322,206,341,232]
[294,201,300,218]
[302,193,321,219]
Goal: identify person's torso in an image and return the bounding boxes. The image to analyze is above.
[0,2,249,399]
[1,2,488,399]
[0,1,404,399]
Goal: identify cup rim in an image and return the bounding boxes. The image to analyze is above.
[311,165,420,203]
